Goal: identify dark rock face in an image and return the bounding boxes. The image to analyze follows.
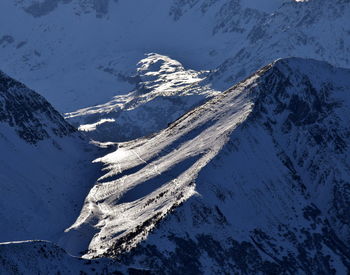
[0,71,76,143]
[22,0,72,17]
[16,0,117,17]
[116,204,350,274]
[0,35,14,47]
[253,59,350,244]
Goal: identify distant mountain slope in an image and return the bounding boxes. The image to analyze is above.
[15,0,118,17]
[0,71,75,143]
[66,53,218,142]
[209,0,350,90]
[2,0,348,116]
[0,71,98,243]
[63,58,350,273]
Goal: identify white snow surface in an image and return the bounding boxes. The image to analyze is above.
[1,56,350,273]
[0,0,348,115]
[60,58,350,274]
[66,53,219,141]
[0,0,350,272]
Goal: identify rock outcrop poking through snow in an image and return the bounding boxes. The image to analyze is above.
[0,71,76,143]
[63,58,350,273]
[0,71,98,245]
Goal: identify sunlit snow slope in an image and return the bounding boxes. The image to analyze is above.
[66,53,219,142]
[62,58,350,273]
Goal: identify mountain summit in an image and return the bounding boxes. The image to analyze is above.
[61,58,350,273]
[0,0,349,273]
[0,71,98,243]
[1,0,349,117]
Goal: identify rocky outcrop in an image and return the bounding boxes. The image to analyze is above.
[64,58,350,273]
[0,71,76,143]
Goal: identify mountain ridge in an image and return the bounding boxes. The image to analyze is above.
[0,70,76,144]
[1,0,348,118]
[0,0,350,273]
[0,70,100,245]
[59,57,350,273]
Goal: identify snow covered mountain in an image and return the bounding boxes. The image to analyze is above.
[1,0,348,118]
[209,0,350,90]
[0,240,125,275]
[0,70,132,273]
[66,53,218,142]
[62,58,350,273]
[61,0,350,143]
[1,0,350,273]
[0,70,98,244]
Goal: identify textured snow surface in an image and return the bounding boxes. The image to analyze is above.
[0,240,151,274]
[0,0,348,146]
[0,0,350,273]
[208,0,350,90]
[66,53,219,142]
[0,71,99,245]
[0,0,349,115]
[62,58,350,273]
[0,241,114,274]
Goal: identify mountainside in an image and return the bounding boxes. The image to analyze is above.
[66,53,218,142]
[209,0,350,90]
[15,0,118,17]
[0,240,125,275]
[1,0,350,273]
[0,71,98,243]
[62,58,350,273]
[1,0,348,116]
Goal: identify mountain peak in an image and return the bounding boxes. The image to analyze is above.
[0,72,100,248]
[0,70,76,144]
[60,59,350,273]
